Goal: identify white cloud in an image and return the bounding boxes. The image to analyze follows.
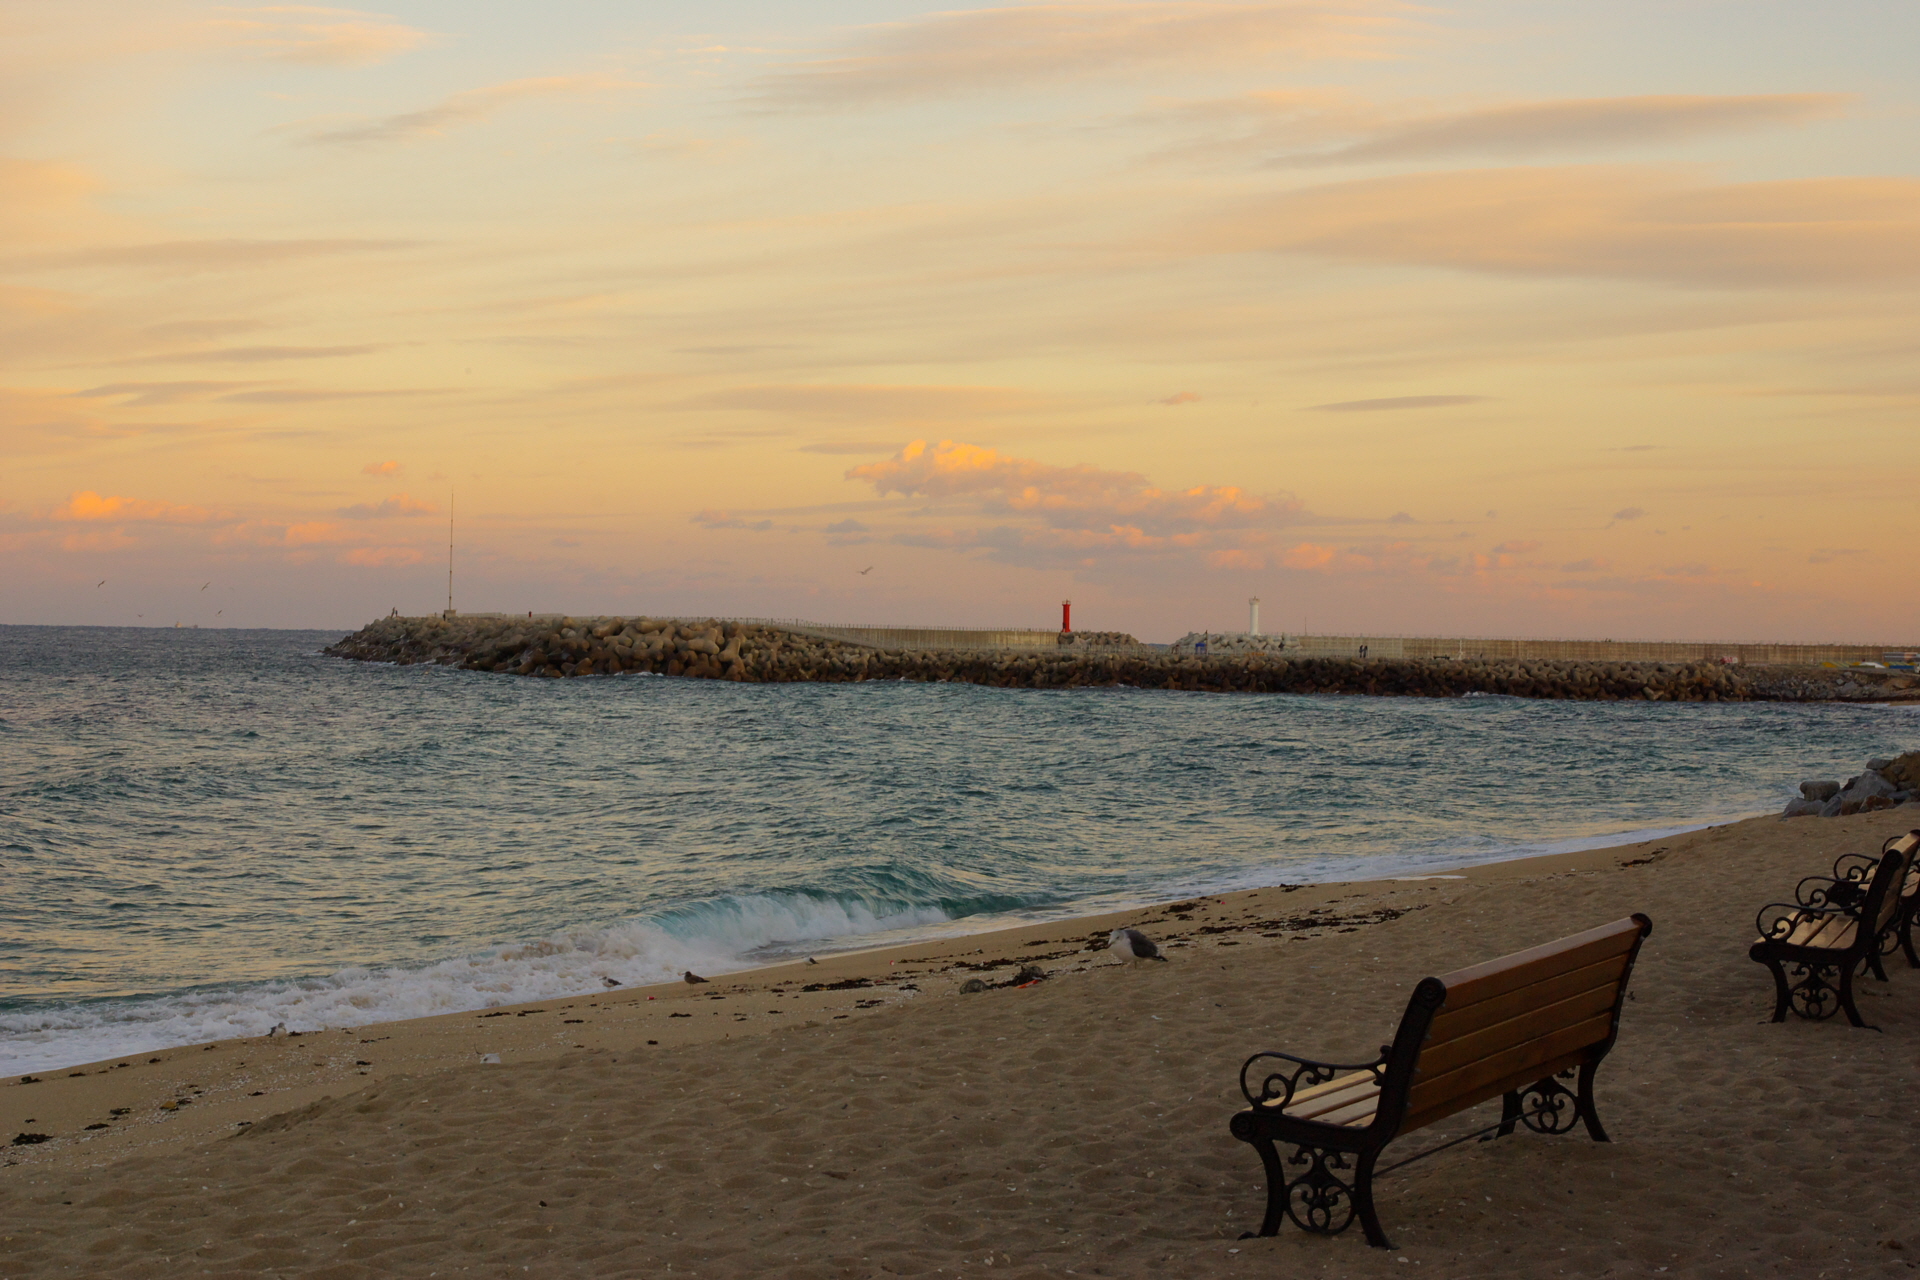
[758,2,1410,106]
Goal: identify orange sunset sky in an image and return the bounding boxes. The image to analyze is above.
[4,1,1917,642]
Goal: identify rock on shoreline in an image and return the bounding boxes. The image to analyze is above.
[1781,752,1920,818]
[324,615,1918,704]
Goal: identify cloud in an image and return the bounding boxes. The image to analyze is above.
[758,2,1409,106]
[1157,391,1202,405]
[217,387,439,403]
[1809,547,1868,564]
[336,493,437,519]
[0,158,110,247]
[341,546,427,566]
[692,509,774,531]
[799,440,907,455]
[45,238,418,273]
[136,344,383,364]
[825,519,870,534]
[1491,540,1540,554]
[1298,94,1848,166]
[841,439,1303,570]
[76,380,254,405]
[298,76,626,146]
[1611,506,1646,521]
[54,490,217,524]
[362,460,401,475]
[1560,558,1611,572]
[1205,167,1920,289]
[1282,541,1339,569]
[692,384,1047,419]
[1307,394,1487,412]
[209,7,433,66]
[283,521,348,546]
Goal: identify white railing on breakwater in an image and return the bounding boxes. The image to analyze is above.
[1178,632,1916,665]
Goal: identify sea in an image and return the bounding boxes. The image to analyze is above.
[3,624,1913,1075]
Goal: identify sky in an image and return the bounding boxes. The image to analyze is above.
[3,1,1917,642]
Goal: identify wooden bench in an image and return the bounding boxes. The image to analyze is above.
[1750,831,1919,1027]
[1228,915,1652,1249]
[1843,831,1920,972]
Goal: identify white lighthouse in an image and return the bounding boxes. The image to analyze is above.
[1249,597,1261,636]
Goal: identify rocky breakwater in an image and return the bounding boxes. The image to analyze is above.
[327,615,1912,706]
[1781,752,1920,818]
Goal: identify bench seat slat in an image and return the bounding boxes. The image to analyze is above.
[1415,983,1621,1082]
[1277,1069,1377,1110]
[1313,1095,1381,1128]
[1438,919,1644,1011]
[1278,1075,1380,1121]
[1762,913,1855,951]
[1406,1011,1616,1121]
[1423,956,1628,1046]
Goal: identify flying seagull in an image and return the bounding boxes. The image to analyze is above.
[1108,928,1167,964]
[200,582,210,591]
[96,580,106,588]
[858,566,874,575]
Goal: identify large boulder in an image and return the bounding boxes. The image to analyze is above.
[1878,751,1920,792]
[1800,780,1842,801]
[1781,797,1826,819]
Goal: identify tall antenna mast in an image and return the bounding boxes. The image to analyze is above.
[446,487,454,617]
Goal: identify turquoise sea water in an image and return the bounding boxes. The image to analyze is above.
[2,624,1913,1073]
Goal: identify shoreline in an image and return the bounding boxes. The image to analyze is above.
[0,811,1793,1175]
[0,811,1765,1081]
[9,806,1920,1279]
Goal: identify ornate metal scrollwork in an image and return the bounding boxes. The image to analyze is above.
[1282,1144,1357,1235]
[1795,876,1862,912]
[1787,961,1841,1020]
[1240,1050,1385,1108]
[1514,1075,1581,1135]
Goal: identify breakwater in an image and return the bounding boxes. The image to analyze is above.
[324,615,1918,703]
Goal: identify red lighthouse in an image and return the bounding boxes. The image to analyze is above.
[1061,599,1071,633]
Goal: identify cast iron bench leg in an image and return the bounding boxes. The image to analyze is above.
[1865,945,1891,984]
[1246,1130,1287,1238]
[1754,948,1793,1022]
[1496,1090,1523,1137]
[1353,1151,1392,1250]
[1838,963,1879,1031]
[1576,1062,1611,1142]
[1903,909,1920,970]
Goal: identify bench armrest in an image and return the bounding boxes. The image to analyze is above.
[1756,900,1853,942]
[1240,1048,1388,1108]
[1831,852,1879,884]
[1794,875,1865,912]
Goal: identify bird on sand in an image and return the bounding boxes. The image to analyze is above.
[603,977,621,988]
[683,970,710,984]
[1108,928,1167,964]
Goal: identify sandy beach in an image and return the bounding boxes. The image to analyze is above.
[7,809,1920,1278]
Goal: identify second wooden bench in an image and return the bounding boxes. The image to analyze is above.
[1228,914,1652,1249]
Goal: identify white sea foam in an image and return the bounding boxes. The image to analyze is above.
[0,893,954,1076]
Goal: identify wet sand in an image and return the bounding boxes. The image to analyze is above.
[6,809,1920,1278]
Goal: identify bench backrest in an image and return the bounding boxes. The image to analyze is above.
[1372,915,1652,1137]
[1865,836,1916,936]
